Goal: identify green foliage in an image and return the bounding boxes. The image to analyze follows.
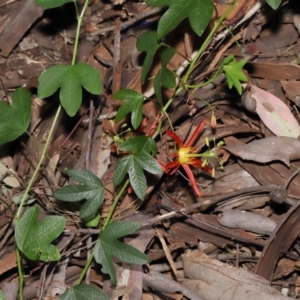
[0,88,31,146]
[222,55,247,95]
[154,47,177,105]
[114,89,145,129]
[147,0,214,39]
[15,206,65,261]
[118,136,158,155]
[0,290,6,300]
[60,284,110,300]
[113,136,163,200]
[85,214,101,228]
[113,153,162,200]
[38,63,102,117]
[136,31,161,84]
[265,0,281,9]
[94,221,150,285]
[53,169,104,222]
[35,0,74,9]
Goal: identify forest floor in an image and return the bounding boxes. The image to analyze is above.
[0,0,300,299]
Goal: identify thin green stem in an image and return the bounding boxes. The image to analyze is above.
[157,1,238,133]
[76,248,94,285]
[103,179,130,229]
[16,1,89,298]
[15,105,62,220]
[182,0,238,85]
[76,179,130,284]
[16,248,23,300]
[15,70,62,300]
[185,69,222,89]
[72,0,89,65]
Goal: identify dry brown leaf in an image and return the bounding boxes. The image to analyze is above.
[224,136,300,167]
[182,250,291,300]
[217,210,276,235]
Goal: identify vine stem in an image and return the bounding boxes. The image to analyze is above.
[15,106,62,220]
[182,0,238,84]
[17,1,90,298]
[158,0,238,116]
[76,179,130,285]
[72,0,88,65]
[151,0,239,141]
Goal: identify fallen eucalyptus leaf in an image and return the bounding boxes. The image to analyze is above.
[217,210,276,235]
[241,84,300,138]
[224,136,300,167]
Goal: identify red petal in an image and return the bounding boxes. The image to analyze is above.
[157,161,170,174]
[202,165,213,173]
[166,161,180,175]
[182,164,202,197]
[166,129,185,148]
[191,159,203,168]
[191,159,212,173]
[186,119,205,147]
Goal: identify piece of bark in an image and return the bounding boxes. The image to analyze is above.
[182,250,291,300]
[0,0,43,57]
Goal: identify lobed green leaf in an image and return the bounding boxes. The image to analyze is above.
[114,89,144,129]
[35,0,74,10]
[117,136,158,156]
[38,63,102,117]
[15,206,65,261]
[0,88,31,146]
[60,284,110,300]
[94,221,150,285]
[136,31,160,84]
[53,169,104,222]
[223,56,247,95]
[147,0,214,39]
[113,153,162,200]
[265,0,281,9]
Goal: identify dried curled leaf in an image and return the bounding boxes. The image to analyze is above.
[224,136,300,167]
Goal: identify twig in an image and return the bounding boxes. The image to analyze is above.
[89,7,163,37]
[141,185,292,228]
[81,111,117,123]
[85,100,94,170]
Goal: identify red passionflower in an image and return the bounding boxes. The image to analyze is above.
[164,119,212,197]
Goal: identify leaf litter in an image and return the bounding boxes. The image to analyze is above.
[0,0,300,299]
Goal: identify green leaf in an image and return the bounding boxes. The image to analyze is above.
[223,55,247,95]
[265,0,281,9]
[15,206,65,261]
[35,0,74,9]
[60,284,110,300]
[147,0,214,39]
[154,67,176,105]
[38,63,102,117]
[85,214,100,228]
[94,221,150,285]
[114,89,144,129]
[53,169,104,222]
[160,47,176,67]
[154,69,163,106]
[0,88,31,146]
[118,136,158,155]
[136,31,160,84]
[0,290,6,300]
[113,152,162,200]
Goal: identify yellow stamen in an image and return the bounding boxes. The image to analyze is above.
[178,147,196,164]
